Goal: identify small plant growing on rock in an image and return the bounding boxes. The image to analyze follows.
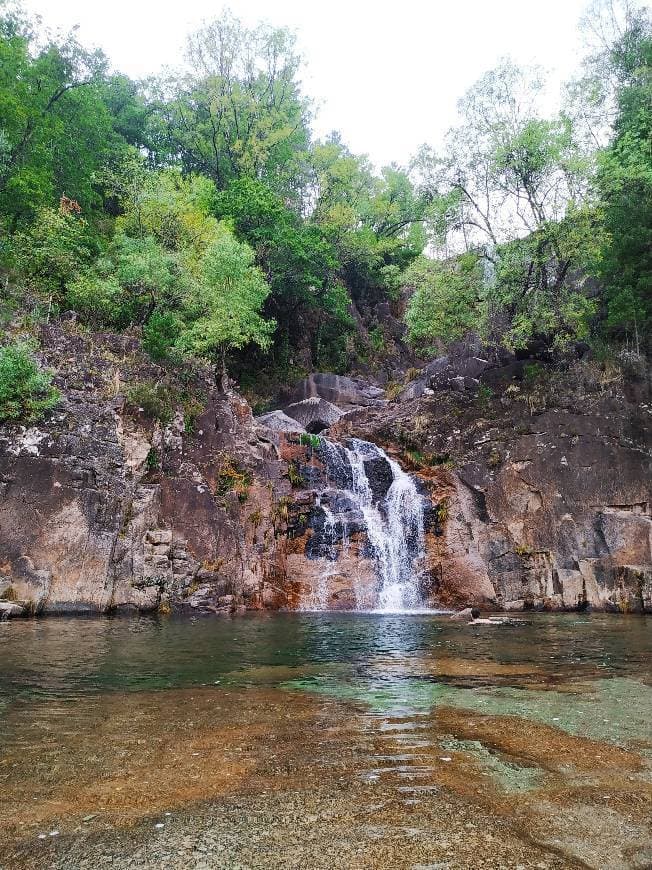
[272,496,292,526]
[126,381,174,423]
[514,544,533,557]
[385,381,403,401]
[0,341,60,424]
[248,508,263,527]
[405,367,421,383]
[182,397,205,434]
[477,383,493,408]
[215,458,252,502]
[299,432,321,450]
[145,447,160,473]
[434,498,450,524]
[487,447,501,468]
[287,462,304,487]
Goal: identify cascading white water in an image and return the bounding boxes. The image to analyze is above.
[312,437,427,612]
[310,495,339,610]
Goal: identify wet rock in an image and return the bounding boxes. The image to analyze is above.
[449,607,479,621]
[0,601,25,619]
[363,454,394,502]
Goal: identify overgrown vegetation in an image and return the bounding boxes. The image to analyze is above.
[0,0,649,404]
[125,382,174,423]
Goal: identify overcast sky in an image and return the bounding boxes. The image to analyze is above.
[21,0,637,167]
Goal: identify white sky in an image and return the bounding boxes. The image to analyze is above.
[21,0,630,167]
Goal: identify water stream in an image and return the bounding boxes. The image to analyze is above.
[312,437,427,612]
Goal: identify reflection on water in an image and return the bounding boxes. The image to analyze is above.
[0,612,651,869]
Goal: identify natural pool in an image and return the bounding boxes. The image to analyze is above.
[0,612,650,869]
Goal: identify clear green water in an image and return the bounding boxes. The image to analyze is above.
[1,611,650,697]
[0,612,650,869]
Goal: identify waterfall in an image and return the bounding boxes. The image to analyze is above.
[309,437,427,612]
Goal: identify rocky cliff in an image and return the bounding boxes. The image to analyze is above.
[1,323,650,616]
[333,338,652,613]
[0,324,299,615]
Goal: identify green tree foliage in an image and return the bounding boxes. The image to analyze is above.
[213,176,353,367]
[410,59,603,352]
[156,10,310,195]
[488,208,603,350]
[177,224,275,382]
[0,3,139,223]
[0,340,59,423]
[311,138,426,304]
[596,13,652,336]
[11,202,100,300]
[404,254,484,354]
[1,0,650,388]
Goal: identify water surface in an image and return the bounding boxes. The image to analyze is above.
[0,612,650,869]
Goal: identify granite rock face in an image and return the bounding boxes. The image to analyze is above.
[283,372,386,409]
[332,344,652,613]
[0,326,300,614]
[1,324,650,615]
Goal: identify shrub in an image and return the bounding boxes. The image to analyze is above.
[287,462,304,487]
[13,207,99,301]
[65,272,124,327]
[299,432,321,449]
[404,254,484,355]
[0,341,60,423]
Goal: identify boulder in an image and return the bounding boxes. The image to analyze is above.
[256,410,306,433]
[283,397,344,433]
[363,454,394,502]
[449,607,480,621]
[0,601,25,619]
[424,356,450,377]
[397,379,428,402]
[286,373,385,409]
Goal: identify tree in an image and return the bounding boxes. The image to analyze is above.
[0,4,133,222]
[404,253,484,354]
[214,176,349,367]
[594,6,652,338]
[155,10,310,196]
[178,223,275,385]
[310,137,426,304]
[412,61,598,350]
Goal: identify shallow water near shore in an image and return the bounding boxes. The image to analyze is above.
[0,612,650,869]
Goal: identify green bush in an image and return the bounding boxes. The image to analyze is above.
[0,342,60,423]
[404,254,484,355]
[13,208,99,301]
[65,272,124,326]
